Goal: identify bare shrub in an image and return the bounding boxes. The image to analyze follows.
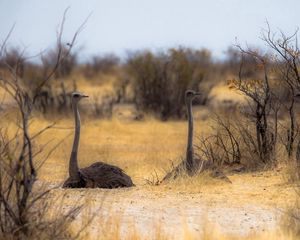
[0,8,88,239]
[260,23,300,158]
[196,25,300,170]
[127,48,209,119]
[83,53,120,78]
[226,47,261,78]
[0,47,26,78]
[229,45,278,165]
[196,113,275,170]
[231,24,300,166]
[196,115,241,167]
[41,45,78,79]
[0,130,82,239]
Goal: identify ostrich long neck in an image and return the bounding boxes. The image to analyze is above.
[186,99,194,169]
[69,100,80,180]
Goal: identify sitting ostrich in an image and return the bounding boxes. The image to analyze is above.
[163,90,231,182]
[63,92,134,188]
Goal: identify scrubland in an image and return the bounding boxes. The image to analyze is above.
[1,22,300,239]
[1,93,298,239]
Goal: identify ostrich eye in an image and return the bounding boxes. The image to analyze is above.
[73,94,80,98]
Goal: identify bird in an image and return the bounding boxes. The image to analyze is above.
[185,90,202,173]
[63,92,134,188]
[163,90,231,182]
[185,90,231,181]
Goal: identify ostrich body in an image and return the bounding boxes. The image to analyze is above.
[63,92,134,188]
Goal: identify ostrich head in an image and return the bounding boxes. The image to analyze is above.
[185,90,201,103]
[71,92,89,103]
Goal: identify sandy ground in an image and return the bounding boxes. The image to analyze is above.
[46,170,296,239]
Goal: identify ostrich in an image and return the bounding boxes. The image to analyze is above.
[163,90,231,182]
[63,92,134,188]
[185,90,201,173]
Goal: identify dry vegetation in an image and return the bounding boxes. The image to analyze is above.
[0,109,298,239]
[0,15,300,239]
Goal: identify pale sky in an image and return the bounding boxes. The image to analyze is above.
[0,0,299,60]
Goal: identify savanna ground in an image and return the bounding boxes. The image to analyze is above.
[1,77,298,240]
[2,23,300,238]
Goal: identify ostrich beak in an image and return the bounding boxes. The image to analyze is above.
[194,92,202,96]
[82,95,89,98]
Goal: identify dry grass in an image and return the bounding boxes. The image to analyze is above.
[11,116,290,239]
[0,106,298,239]
[29,116,210,185]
